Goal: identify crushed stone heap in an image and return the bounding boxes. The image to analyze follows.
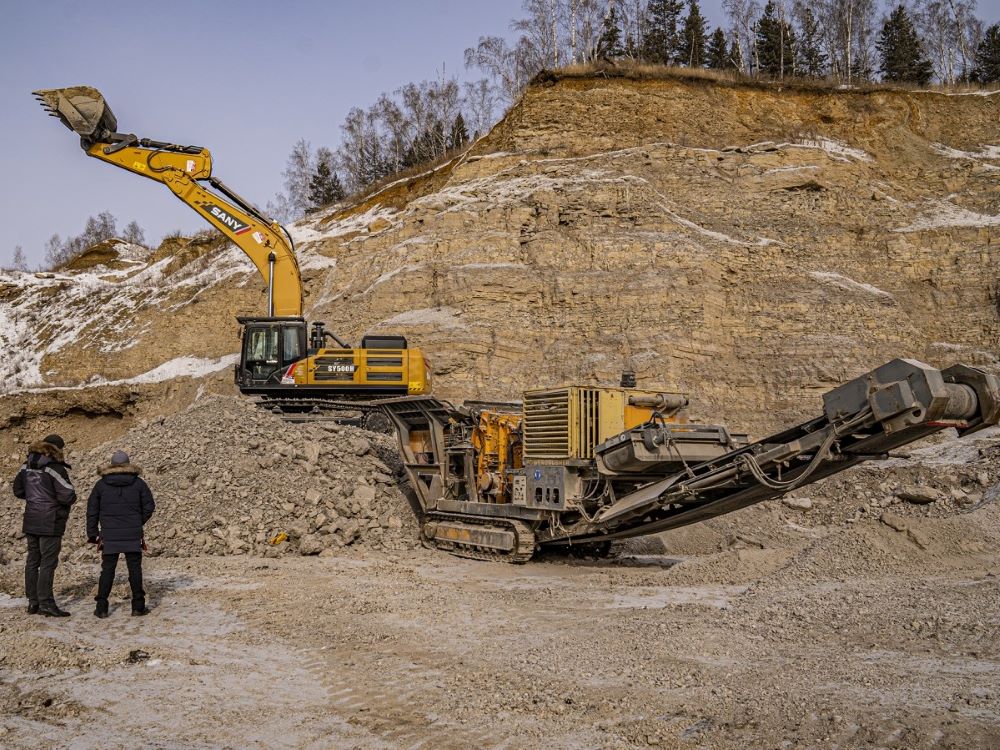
[1,396,419,561]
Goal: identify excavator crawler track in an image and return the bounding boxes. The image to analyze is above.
[421,514,536,563]
[252,397,393,431]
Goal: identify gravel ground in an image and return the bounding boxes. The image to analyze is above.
[0,504,997,748]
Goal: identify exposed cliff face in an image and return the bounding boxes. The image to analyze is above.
[3,74,997,440]
[304,76,999,432]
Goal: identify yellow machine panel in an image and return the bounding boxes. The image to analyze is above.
[284,348,430,395]
[523,386,688,461]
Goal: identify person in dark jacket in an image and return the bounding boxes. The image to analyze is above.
[86,450,155,618]
[12,434,77,617]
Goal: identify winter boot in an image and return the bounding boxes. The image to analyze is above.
[38,603,70,617]
[94,600,109,618]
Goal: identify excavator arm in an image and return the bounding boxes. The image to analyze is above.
[34,86,302,317]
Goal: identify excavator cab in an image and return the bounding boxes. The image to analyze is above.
[235,318,431,400]
[235,317,307,391]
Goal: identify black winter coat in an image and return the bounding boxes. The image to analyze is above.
[86,464,155,554]
[13,441,77,536]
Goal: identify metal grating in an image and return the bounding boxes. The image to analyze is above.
[576,388,600,460]
[523,389,570,459]
[524,387,603,460]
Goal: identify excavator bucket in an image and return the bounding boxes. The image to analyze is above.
[33,86,117,145]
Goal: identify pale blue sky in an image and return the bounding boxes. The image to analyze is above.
[4,0,995,266]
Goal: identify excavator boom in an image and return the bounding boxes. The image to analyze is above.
[34,86,302,317]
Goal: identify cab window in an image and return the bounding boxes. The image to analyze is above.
[282,327,303,363]
[247,327,279,364]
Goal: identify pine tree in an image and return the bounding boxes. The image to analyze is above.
[756,0,795,79]
[449,113,470,150]
[795,6,828,79]
[681,0,708,67]
[641,0,685,65]
[597,2,626,60]
[707,27,731,69]
[878,4,933,85]
[974,23,1000,83]
[307,149,345,210]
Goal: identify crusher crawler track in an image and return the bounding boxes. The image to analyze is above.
[421,514,536,563]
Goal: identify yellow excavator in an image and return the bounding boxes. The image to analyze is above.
[34,86,430,420]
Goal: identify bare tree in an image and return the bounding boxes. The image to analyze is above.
[42,211,120,269]
[337,108,387,192]
[44,234,63,269]
[10,246,28,271]
[814,0,878,83]
[282,139,314,218]
[914,0,982,83]
[122,220,146,246]
[429,71,462,154]
[852,0,879,81]
[565,0,609,63]
[463,79,500,138]
[512,0,564,70]
[465,35,537,103]
[724,0,761,73]
[374,93,411,174]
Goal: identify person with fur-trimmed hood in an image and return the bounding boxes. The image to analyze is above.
[12,434,77,617]
[86,450,155,618]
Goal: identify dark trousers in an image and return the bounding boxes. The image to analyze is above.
[96,552,145,609]
[25,533,63,606]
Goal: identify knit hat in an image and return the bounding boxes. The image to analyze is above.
[43,434,65,450]
[111,450,130,465]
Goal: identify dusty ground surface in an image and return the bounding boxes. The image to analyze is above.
[1,499,998,749]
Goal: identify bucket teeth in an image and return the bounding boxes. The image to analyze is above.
[32,86,117,141]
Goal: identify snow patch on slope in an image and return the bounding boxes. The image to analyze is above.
[789,138,873,162]
[23,354,240,393]
[894,201,1000,232]
[931,143,1000,160]
[119,354,240,384]
[809,271,894,299]
[0,244,248,393]
[377,306,466,330]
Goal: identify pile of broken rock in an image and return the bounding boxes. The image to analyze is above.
[0,396,419,561]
